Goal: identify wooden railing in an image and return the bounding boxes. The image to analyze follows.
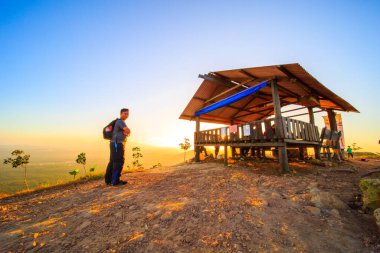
[195,116,321,145]
[282,117,320,142]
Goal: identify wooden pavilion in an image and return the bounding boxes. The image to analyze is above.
[179,63,358,172]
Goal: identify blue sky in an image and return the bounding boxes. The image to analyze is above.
[0,0,379,151]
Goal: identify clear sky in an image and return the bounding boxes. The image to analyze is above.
[0,0,379,152]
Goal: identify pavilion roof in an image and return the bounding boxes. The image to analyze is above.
[179,63,358,124]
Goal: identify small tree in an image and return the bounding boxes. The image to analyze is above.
[3,150,31,190]
[69,168,80,179]
[179,138,191,162]
[351,143,362,152]
[76,152,87,174]
[89,164,97,173]
[132,147,143,169]
[150,163,162,169]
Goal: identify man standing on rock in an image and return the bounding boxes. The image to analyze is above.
[105,108,131,186]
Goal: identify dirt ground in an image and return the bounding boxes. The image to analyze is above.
[1,159,379,253]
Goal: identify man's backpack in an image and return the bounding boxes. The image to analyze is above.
[103,119,118,140]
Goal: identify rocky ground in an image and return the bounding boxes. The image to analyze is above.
[0,159,379,253]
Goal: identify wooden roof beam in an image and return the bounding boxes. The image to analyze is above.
[245,95,291,111]
[239,72,299,98]
[276,84,301,98]
[276,65,347,111]
[239,69,257,79]
[199,73,272,101]
[198,74,242,90]
[205,77,255,103]
[281,106,307,114]
[276,65,312,94]
[234,107,273,120]
[193,96,253,114]
[230,93,261,118]
[287,109,324,118]
[236,102,293,120]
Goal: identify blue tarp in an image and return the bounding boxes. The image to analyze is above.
[195,81,268,116]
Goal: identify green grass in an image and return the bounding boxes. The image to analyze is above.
[354,152,380,159]
[0,162,107,195]
[0,144,184,196]
[0,172,105,199]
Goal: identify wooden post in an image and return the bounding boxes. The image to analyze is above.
[327,109,337,131]
[308,107,315,125]
[195,116,200,162]
[309,107,320,159]
[224,144,228,166]
[271,80,289,173]
[251,147,256,157]
[271,80,284,138]
[229,118,234,161]
[327,109,343,160]
[299,147,305,160]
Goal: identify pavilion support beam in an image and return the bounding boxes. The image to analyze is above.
[271,79,289,173]
[308,107,315,125]
[299,147,305,160]
[327,109,337,131]
[224,143,228,166]
[278,147,289,173]
[195,116,200,162]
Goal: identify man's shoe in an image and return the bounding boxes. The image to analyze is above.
[119,180,128,185]
[111,180,128,186]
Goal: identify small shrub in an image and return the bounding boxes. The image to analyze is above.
[69,168,80,179]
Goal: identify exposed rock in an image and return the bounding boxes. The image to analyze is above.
[115,211,123,219]
[160,211,173,220]
[49,213,60,219]
[305,206,321,216]
[308,159,325,166]
[329,209,340,218]
[184,235,192,243]
[374,208,380,232]
[307,182,319,189]
[74,220,92,232]
[359,179,380,211]
[329,167,358,173]
[309,187,320,194]
[308,159,338,167]
[310,191,347,210]
[271,191,281,198]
